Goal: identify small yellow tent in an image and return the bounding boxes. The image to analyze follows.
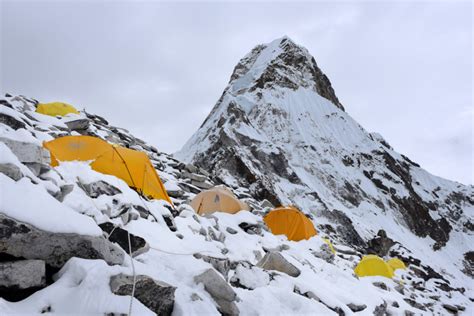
[354,255,394,278]
[386,258,406,271]
[322,237,336,254]
[36,102,79,116]
[43,135,172,205]
[264,206,317,241]
[190,186,250,215]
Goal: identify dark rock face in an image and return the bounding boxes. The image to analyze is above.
[99,222,148,257]
[0,214,124,268]
[110,274,176,316]
[367,230,395,256]
[0,113,26,130]
[462,251,474,277]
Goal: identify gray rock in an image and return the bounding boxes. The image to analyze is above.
[198,168,210,177]
[0,162,23,180]
[64,118,90,131]
[0,137,50,165]
[0,113,26,130]
[0,214,124,268]
[0,260,46,289]
[367,229,395,257]
[194,269,239,316]
[257,252,301,277]
[260,199,274,209]
[182,170,207,182]
[226,227,238,234]
[79,180,121,198]
[99,222,149,257]
[54,184,75,202]
[311,243,335,263]
[110,274,176,316]
[373,282,389,291]
[191,180,213,190]
[167,189,184,198]
[185,164,198,173]
[193,254,230,278]
[347,303,367,312]
[442,304,458,314]
[24,162,51,177]
[374,301,388,316]
[403,298,426,311]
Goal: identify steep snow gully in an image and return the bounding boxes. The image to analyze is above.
[1,37,473,315]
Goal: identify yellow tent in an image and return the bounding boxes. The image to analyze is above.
[264,206,317,241]
[354,255,394,278]
[322,237,336,254]
[36,102,79,116]
[190,186,250,215]
[43,135,172,205]
[386,258,406,271]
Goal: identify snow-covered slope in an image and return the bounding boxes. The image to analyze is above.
[0,37,472,314]
[176,36,474,301]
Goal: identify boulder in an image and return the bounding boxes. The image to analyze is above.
[367,229,395,256]
[193,253,230,278]
[110,274,176,316]
[238,222,263,235]
[0,137,50,165]
[257,252,301,277]
[194,269,239,316]
[0,260,46,289]
[0,163,23,181]
[64,118,90,131]
[347,303,367,312]
[79,180,121,198]
[0,214,124,268]
[99,222,149,257]
[226,227,238,234]
[182,171,207,182]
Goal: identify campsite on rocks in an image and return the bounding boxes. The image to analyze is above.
[0,35,473,315]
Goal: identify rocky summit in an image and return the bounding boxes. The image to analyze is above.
[0,37,473,315]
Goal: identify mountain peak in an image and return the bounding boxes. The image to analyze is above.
[228,37,344,110]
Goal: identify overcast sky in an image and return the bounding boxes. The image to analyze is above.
[1,0,472,184]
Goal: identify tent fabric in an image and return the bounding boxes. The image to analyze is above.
[354,255,394,278]
[322,237,336,254]
[43,135,172,205]
[190,186,250,215]
[387,258,406,271]
[36,102,79,116]
[264,206,317,241]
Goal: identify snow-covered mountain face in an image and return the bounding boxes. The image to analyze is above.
[176,37,473,282]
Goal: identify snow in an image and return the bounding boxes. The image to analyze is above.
[0,173,101,236]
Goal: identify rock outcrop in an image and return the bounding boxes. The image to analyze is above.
[0,214,124,268]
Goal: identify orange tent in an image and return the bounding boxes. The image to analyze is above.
[190,186,249,215]
[43,135,172,205]
[264,206,317,241]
